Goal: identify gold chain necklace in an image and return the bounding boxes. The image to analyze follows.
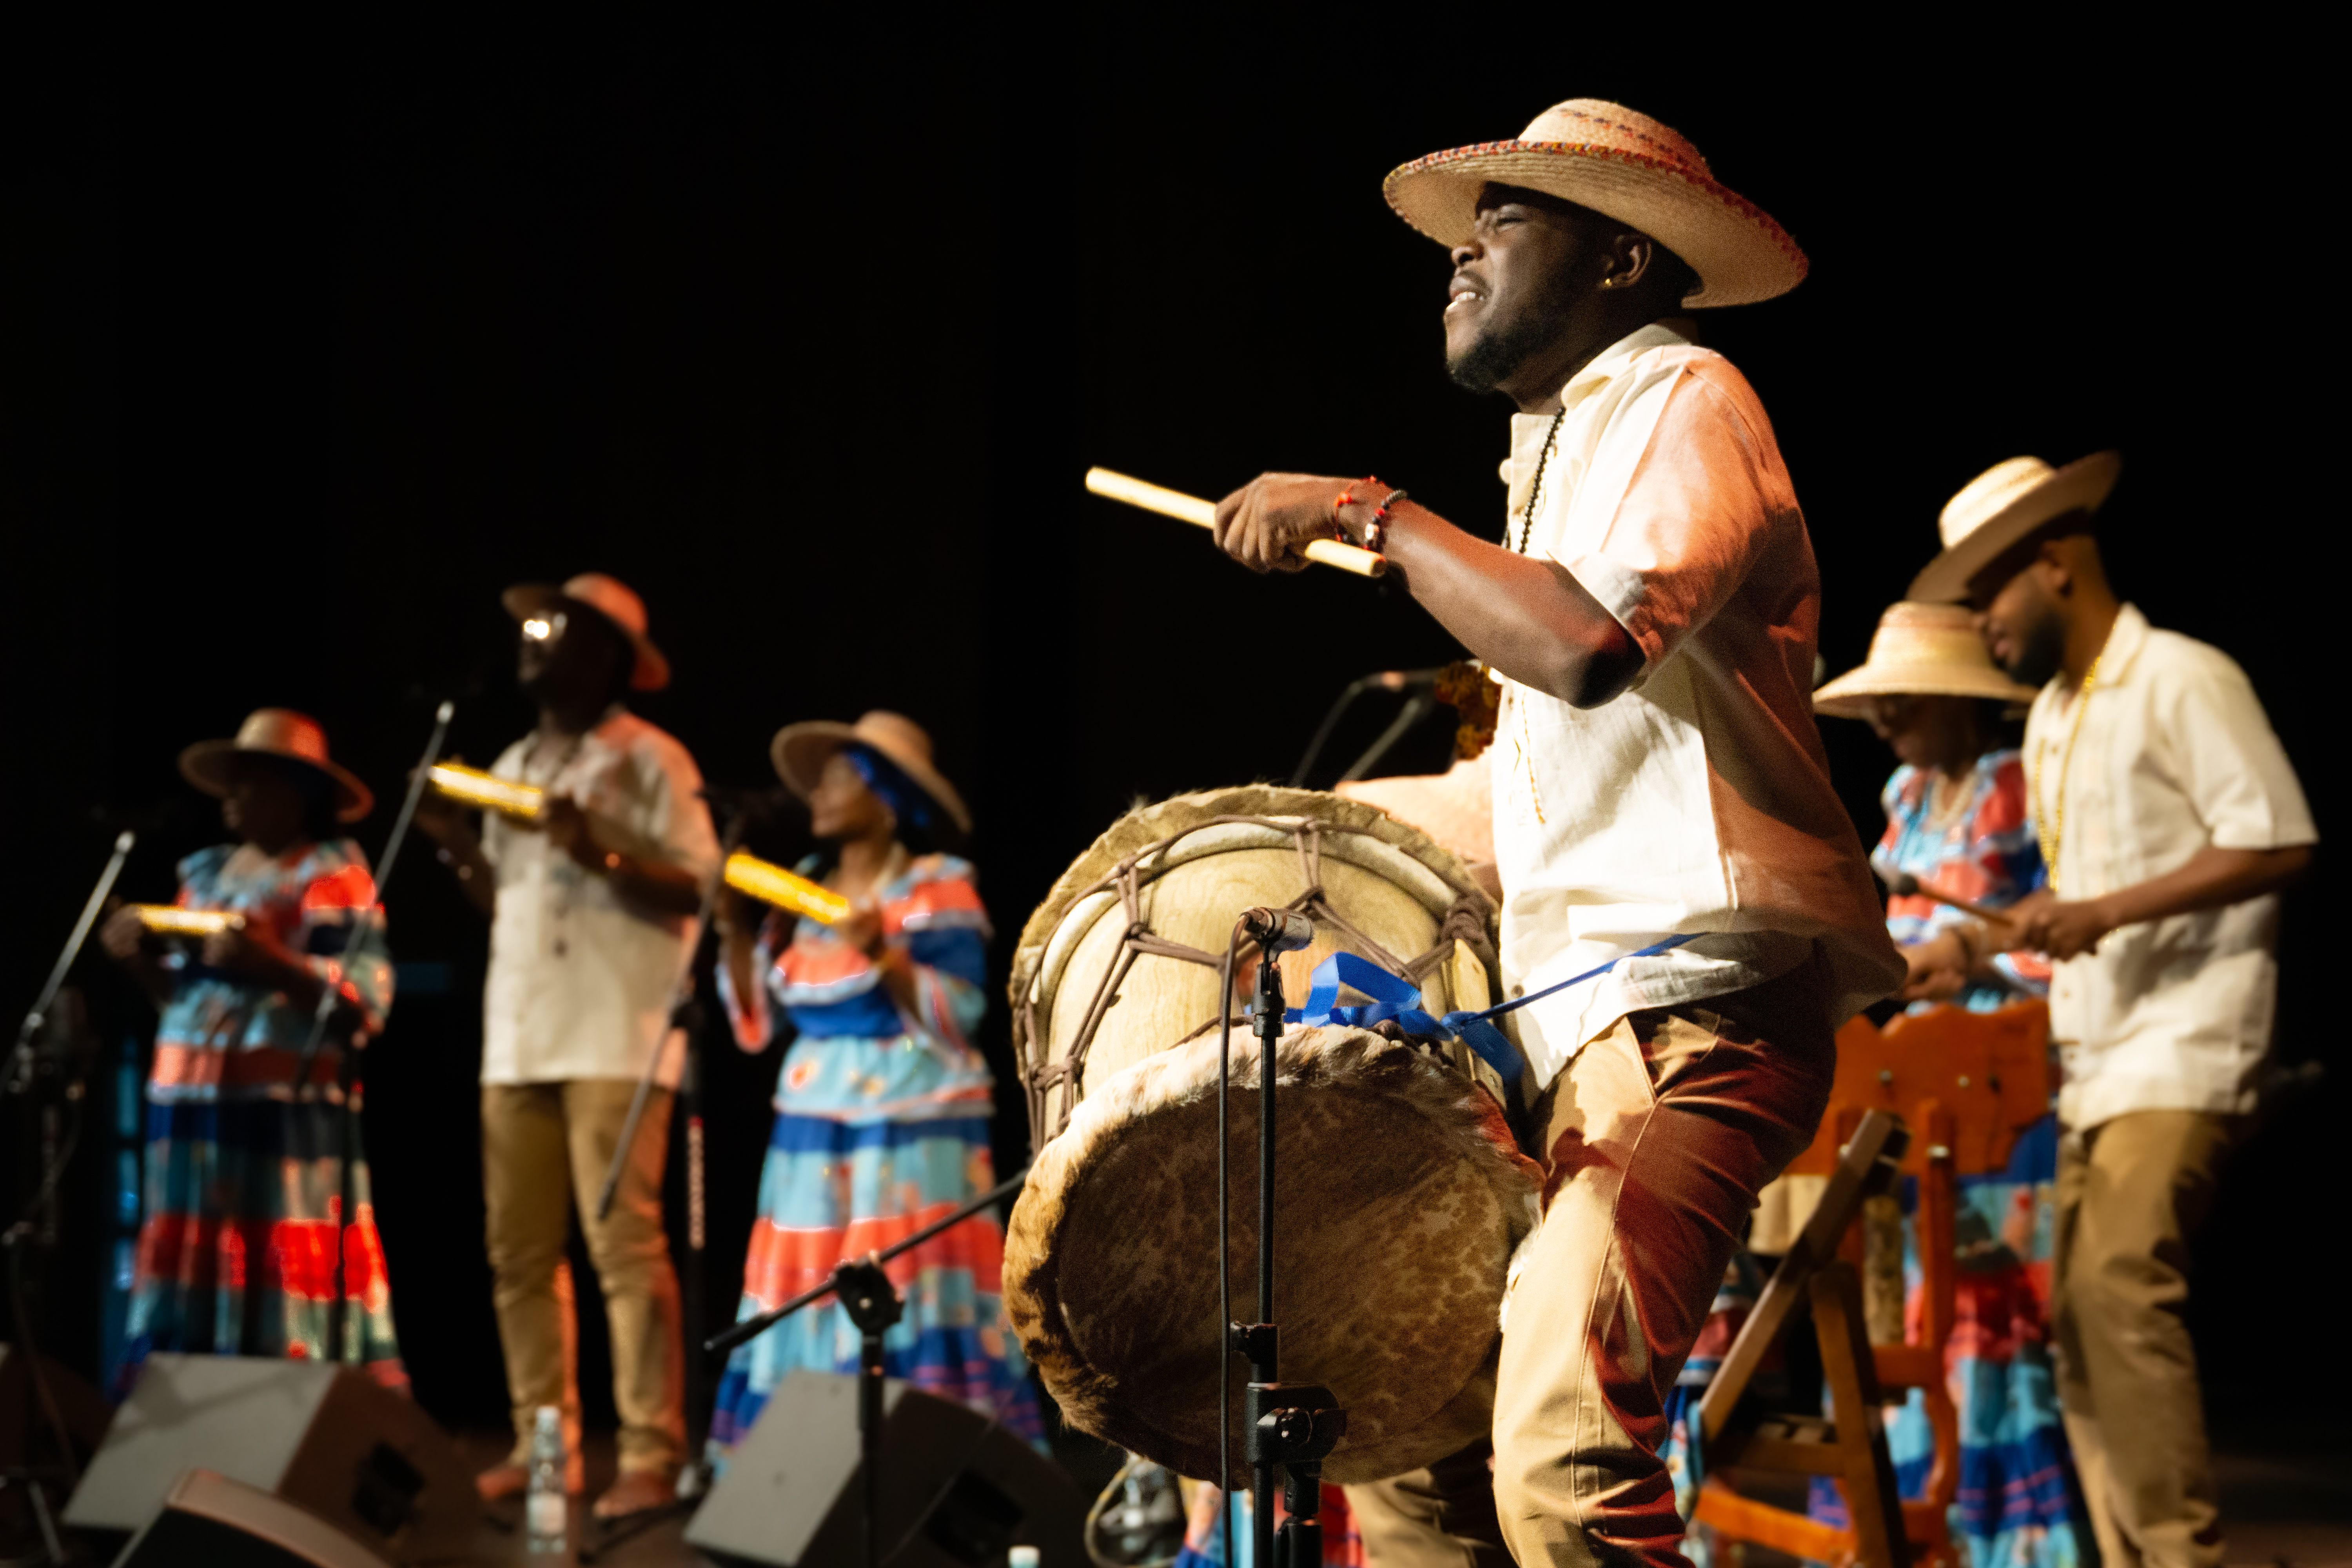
[2032,655,2101,893]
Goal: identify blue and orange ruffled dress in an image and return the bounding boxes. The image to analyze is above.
[125,838,404,1390]
[711,850,1042,1454]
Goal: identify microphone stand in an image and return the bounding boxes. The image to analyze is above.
[701,1165,1030,1568]
[3,831,134,1566]
[304,701,454,1364]
[591,800,746,1511]
[1218,912,1345,1568]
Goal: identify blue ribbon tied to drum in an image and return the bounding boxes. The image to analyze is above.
[1275,939,1701,1088]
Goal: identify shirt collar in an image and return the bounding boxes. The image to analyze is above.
[1556,319,1693,407]
[2095,603,2151,684]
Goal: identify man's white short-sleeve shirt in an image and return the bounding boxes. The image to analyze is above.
[479,708,721,1086]
[1491,323,1901,1089]
[2030,604,2315,1128]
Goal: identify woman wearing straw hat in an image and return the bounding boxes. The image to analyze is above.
[1813,608,2090,1568]
[96,708,404,1387]
[1208,98,1900,1565]
[707,711,1043,1460]
[1815,602,2051,1010]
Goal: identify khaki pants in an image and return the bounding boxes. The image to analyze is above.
[2053,1111,2245,1568]
[482,1081,684,1476]
[1353,964,1835,1568]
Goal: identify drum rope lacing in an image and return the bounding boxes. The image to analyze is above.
[1017,813,1497,1142]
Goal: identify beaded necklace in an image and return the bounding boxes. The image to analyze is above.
[1513,406,1569,554]
[2031,655,2102,894]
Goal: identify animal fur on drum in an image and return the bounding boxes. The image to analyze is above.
[1002,1024,1539,1487]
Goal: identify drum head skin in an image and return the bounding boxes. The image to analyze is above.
[1004,1025,1540,1486]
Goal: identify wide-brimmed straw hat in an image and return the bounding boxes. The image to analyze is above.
[1383,98,1807,309]
[1814,603,2041,720]
[1906,452,2122,603]
[771,710,972,835]
[501,572,671,691]
[180,708,374,822]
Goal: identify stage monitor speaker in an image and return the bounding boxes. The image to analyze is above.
[114,1468,393,1567]
[61,1353,472,1563]
[686,1370,1085,1567]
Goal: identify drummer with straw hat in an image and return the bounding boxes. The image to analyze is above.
[1208,98,1902,1566]
[1910,455,2316,1568]
[1814,602,2049,1008]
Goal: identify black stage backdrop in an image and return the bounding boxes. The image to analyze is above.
[12,12,2336,1437]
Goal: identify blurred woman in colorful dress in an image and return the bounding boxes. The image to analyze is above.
[1815,601,2052,1010]
[1811,605,2086,1568]
[710,710,1040,1455]
[98,708,402,1388]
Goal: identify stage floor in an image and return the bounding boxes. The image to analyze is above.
[441,1428,2352,1568]
[452,1430,694,1567]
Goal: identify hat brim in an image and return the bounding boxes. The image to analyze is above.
[1906,452,2122,604]
[1813,663,2043,721]
[1383,141,1808,309]
[502,584,671,692]
[179,740,374,823]
[771,722,973,836]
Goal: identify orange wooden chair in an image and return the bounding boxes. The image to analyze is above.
[1692,1002,2052,1568]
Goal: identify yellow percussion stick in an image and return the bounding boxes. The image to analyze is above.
[1084,467,1388,579]
[129,905,244,936]
[426,762,546,822]
[723,852,851,925]
[431,763,848,924]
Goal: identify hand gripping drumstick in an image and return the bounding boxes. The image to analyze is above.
[1882,869,2015,927]
[1084,467,1388,578]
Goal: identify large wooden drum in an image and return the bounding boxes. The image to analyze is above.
[1001,786,1539,1485]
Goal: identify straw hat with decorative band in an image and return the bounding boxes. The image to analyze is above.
[180,708,374,822]
[1383,98,1807,309]
[1814,603,2041,720]
[501,572,671,692]
[771,710,972,836]
[1906,452,2122,604]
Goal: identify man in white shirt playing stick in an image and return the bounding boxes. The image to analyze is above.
[1213,99,1902,1568]
[416,572,719,1522]
[1910,457,2316,1568]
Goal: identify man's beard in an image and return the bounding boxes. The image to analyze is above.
[1448,309,1559,394]
[1447,271,1583,394]
[2005,604,2069,687]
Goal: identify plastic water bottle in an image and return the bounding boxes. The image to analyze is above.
[526,1404,566,1553]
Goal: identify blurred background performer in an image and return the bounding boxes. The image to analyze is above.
[1913,456,2317,1568]
[414,572,718,1521]
[1211,99,1903,1567]
[97,709,403,1388]
[709,712,1042,1461]
[1810,607,2084,1568]
[1814,601,2051,1009]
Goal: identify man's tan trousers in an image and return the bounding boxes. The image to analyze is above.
[1351,964,1835,1567]
[482,1081,684,1477]
[2053,1110,2245,1568]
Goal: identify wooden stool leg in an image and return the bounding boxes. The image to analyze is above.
[1813,1260,1910,1568]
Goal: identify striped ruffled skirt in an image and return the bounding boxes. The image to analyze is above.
[709,1107,1043,1454]
[123,1094,404,1392]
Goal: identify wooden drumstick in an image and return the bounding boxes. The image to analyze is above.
[1884,870,2014,927]
[1084,467,1388,578]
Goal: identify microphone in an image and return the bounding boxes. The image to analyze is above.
[1240,907,1316,954]
[1363,668,1445,693]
